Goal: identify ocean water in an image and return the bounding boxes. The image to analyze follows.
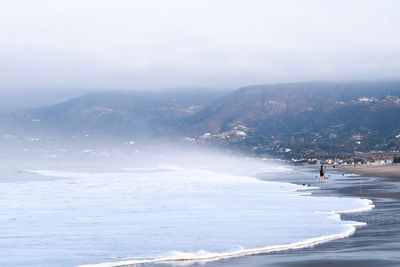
[0,159,373,267]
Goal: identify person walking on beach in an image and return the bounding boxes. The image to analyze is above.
[319,165,325,181]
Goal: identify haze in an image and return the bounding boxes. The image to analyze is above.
[1,0,399,92]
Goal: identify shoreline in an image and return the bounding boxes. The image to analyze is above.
[338,164,400,179]
[152,164,400,267]
[78,203,374,267]
[75,167,375,267]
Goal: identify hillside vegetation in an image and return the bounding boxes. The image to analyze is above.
[2,81,400,158]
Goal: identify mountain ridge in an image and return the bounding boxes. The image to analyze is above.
[2,81,400,158]
[185,81,400,157]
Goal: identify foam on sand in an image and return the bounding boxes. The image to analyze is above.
[76,213,371,267]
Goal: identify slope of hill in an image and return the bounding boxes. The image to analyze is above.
[2,89,229,138]
[1,81,400,158]
[185,81,400,157]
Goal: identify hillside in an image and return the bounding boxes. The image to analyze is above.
[2,89,228,138]
[1,81,400,158]
[184,81,400,157]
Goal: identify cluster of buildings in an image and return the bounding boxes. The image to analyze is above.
[291,151,400,166]
[184,125,249,143]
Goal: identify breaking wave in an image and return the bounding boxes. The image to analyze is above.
[18,167,374,267]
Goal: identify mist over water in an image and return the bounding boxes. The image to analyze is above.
[0,144,373,267]
[0,1,397,266]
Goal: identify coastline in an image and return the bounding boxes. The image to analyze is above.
[338,164,400,179]
[73,166,374,267]
[148,164,400,267]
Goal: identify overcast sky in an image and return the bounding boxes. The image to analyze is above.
[1,0,400,91]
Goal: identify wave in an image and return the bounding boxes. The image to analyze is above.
[22,167,374,267]
[76,198,373,267]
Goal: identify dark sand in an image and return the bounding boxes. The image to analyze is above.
[149,166,400,267]
[339,164,400,179]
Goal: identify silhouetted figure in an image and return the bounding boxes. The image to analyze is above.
[319,165,325,181]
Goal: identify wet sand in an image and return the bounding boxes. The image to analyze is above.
[339,164,400,179]
[151,166,400,267]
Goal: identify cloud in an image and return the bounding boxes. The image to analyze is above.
[1,0,400,90]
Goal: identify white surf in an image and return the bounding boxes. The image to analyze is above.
[1,166,373,267]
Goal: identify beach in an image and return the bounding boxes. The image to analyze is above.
[2,159,374,267]
[149,165,400,267]
[2,160,399,267]
[339,164,400,179]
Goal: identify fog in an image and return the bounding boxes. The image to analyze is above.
[0,89,91,112]
[0,134,283,178]
[3,3,394,264]
[1,0,400,91]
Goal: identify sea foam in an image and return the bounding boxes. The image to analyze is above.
[2,167,373,267]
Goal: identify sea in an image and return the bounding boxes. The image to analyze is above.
[0,152,374,267]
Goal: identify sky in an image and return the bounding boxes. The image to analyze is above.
[1,0,400,91]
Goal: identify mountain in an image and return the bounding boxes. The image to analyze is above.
[184,81,400,157]
[2,81,400,158]
[2,89,229,136]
